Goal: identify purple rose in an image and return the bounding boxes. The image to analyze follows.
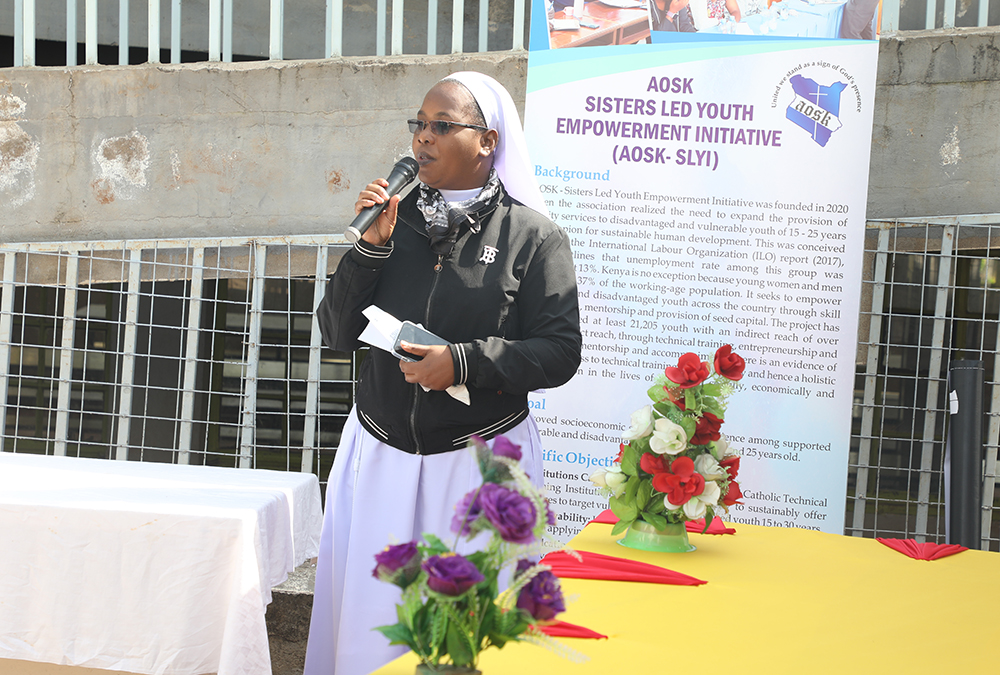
[451,488,483,536]
[372,541,421,588]
[478,483,538,544]
[491,435,522,461]
[515,560,565,622]
[422,554,484,596]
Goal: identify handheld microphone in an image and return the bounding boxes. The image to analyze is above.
[345,157,420,244]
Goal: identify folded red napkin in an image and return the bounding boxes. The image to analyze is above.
[536,620,608,639]
[589,510,735,535]
[685,517,737,535]
[876,537,968,561]
[540,549,706,586]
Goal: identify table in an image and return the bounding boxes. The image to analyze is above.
[549,2,651,49]
[701,0,846,38]
[0,452,324,675]
[373,520,998,673]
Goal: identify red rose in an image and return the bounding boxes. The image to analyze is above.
[664,353,710,389]
[713,345,746,381]
[614,443,626,464]
[651,456,705,506]
[690,411,723,445]
[640,452,669,475]
[720,455,740,480]
[722,480,743,506]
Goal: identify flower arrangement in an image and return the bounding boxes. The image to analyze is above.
[590,345,746,537]
[373,435,575,673]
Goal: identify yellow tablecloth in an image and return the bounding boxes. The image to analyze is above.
[373,522,998,674]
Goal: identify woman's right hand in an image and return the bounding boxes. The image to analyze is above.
[355,179,401,246]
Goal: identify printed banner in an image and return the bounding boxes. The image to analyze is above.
[526,1,878,545]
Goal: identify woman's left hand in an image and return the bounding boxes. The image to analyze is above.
[398,342,456,391]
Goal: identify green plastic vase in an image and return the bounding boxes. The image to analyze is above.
[618,519,696,553]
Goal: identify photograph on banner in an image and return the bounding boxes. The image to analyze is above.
[545,0,652,49]
[527,0,878,546]
[647,0,881,40]
[540,0,881,46]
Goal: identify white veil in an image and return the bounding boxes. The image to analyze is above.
[443,71,549,219]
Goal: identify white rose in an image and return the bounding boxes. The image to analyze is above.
[622,405,654,441]
[683,481,722,519]
[589,469,608,489]
[699,480,721,507]
[694,454,726,481]
[649,417,688,455]
[715,434,730,457]
[605,465,628,497]
[682,498,707,520]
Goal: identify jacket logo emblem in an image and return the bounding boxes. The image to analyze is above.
[479,246,499,265]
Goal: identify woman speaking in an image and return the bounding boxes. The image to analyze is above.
[304,72,582,675]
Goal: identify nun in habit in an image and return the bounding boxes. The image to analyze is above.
[303,71,582,675]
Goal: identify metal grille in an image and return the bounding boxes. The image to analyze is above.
[7,0,529,66]
[4,224,999,548]
[0,237,353,489]
[849,215,1000,551]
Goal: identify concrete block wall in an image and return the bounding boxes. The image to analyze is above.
[0,53,528,242]
[868,27,1000,218]
[4,30,1000,244]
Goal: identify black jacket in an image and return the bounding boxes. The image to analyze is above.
[317,183,582,455]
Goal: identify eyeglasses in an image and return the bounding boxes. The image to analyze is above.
[407,119,488,136]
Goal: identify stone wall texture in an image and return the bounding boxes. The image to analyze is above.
[4,30,1000,243]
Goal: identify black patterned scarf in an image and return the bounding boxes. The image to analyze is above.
[416,168,501,255]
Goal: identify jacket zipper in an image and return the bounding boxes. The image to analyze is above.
[408,253,446,455]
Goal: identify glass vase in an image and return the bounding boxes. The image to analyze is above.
[618,519,696,552]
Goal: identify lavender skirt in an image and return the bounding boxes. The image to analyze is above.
[303,407,543,675]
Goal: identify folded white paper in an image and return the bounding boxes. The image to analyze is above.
[360,306,471,405]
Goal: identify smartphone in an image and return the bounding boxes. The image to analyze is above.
[393,321,451,362]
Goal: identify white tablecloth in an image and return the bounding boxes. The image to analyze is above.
[0,452,324,675]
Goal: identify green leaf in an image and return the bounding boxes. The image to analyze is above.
[636,479,652,510]
[664,407,685,425]
[680,417,697,440]
[421,534,450,556]
[609,495,637,522]
[621,442,642,475]
[445,622,476,668]
[703,506,715,533]
[647,382,668,403]
[397,602,412,627]
[375,623,417,651]
[430,607,449,655]
[495,608,530,639]
[478,603,496,639]
[702,399,725,419]
[642,512,668,530]
[700,383,722,397]
[646,493,666,514]
[465,550,488,568]
[610,517,633,536]
[652,401,673,417]
[624,475,640,503]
